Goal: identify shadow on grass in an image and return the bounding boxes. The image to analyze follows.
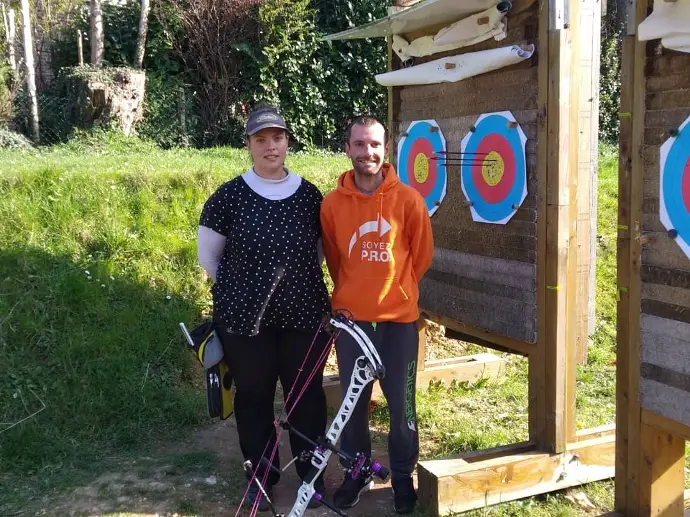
[0,246,208,514]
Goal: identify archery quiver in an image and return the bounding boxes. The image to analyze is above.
[179,321,234,420]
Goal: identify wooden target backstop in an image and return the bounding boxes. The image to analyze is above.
[323,0,615,514]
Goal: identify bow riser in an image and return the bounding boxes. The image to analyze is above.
[286,358,374,517]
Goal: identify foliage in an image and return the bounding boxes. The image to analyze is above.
[599,0,624,144]
[160,0,265,147]
[312,0,389,149]
[0,126,33,149]
[253,0,331,149]
[0,59,13,124]
[599,33,622,144]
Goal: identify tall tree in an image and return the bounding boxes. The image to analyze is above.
[20,0,39,142]
[134,0,150,69]
[90,0,103,67]
[1,2,16,71]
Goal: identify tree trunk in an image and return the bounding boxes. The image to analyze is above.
[20,0,39,143]
[90,0,103,67]
[134,0,150,69]
[2,4,17,71]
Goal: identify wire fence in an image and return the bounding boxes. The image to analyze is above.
[6,83,341,150]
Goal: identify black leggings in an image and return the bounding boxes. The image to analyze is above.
[217,324,331,486]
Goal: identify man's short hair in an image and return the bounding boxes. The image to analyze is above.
[345,115,388,145]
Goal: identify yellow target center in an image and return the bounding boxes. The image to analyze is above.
[413,153,429,183]
[482,151,505,186]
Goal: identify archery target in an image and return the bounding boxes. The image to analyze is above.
[397,120,447,216]
[460,111,528,224]
[660,114,690,260]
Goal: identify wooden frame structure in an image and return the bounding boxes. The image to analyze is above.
[322,0,613,513]
[602,0,690,515]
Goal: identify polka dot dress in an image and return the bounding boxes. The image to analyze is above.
[200,175,330,336]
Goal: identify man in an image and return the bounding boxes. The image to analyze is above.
[320,116,434,514]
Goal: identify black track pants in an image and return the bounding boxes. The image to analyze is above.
[334,321,419,483]
[217,324,330,486]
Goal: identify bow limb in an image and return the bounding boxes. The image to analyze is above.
[282,311,389,517]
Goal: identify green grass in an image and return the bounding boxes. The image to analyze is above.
[0,134,349,478]
[0,134,668,516]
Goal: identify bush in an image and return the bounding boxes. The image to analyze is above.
[0,127,33,150]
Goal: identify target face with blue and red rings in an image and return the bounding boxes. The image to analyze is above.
[397,120,447,216]
[660,115,690,260]
[460,111,528,224]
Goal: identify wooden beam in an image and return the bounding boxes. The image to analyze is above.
[574,423,616,442]
[639,420,686,517]
[387,34,395,164]
[417,435,615,515]
[533,0,549,446]
[641,409,690,442]
[614,33,637,513]
[423,310,535,356]
[322,353,506,410]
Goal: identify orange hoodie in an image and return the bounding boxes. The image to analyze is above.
[320,163,434,323]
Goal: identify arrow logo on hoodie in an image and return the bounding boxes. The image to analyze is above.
[348,215,393,257]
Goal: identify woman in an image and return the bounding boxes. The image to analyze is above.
[197,105,331,510]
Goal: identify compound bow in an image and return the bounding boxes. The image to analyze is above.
[239,309,389,517]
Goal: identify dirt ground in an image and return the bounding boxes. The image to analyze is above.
[39,415,406,517]
[24,322,465,517]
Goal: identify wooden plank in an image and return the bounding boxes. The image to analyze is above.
[322,353,506,410]
[614,34,636,512]
[565,0,581,441]
[575,0,600,365]
[422,309,536,356]
[624,0,647,507]
[641,408,690,442]
[533,0,549,447]
[387,34,395,165]
[639,419,686,517]
[417,435,615,515]
[574,423,616,442]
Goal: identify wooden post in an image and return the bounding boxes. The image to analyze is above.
[575,0,601,364]
[534,0,579,454]
[638,421,686,517]
[77,29,84,66]
[134,0,150,69]
[20,0,39,143]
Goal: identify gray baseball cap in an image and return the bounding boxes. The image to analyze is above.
[246,108,289,136]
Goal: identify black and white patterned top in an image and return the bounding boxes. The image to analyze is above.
[199,172,330,336]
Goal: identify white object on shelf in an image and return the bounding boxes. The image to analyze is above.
[376,44,535,87]
[638,0,690,53]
